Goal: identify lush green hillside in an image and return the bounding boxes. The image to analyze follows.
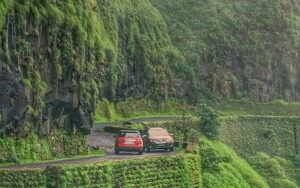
[143,113,300,187]
[218,115,300,187]
[0,0,179,137]
[0,154,202,188]
[151,0,300,102]
[1,0,300,187]
[213,100,300,116]
[0,131,88,165]
[97,0,181,101]
[199,140,269,188]
[94,98,191,122]
[0,145,271,188]
[248,152,299,188]
[219,116,299,157]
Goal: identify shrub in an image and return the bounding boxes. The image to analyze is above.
[195,104,220,139]
[247,152,298,188]
[219,116,299,157]
[0,130,88,165]
[0,154,202,188]
[199,140,269,188]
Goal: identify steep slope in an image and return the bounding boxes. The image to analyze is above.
[0,0,178,137]
[0,144,271,188]
[200,140,269,188]
[97,0,180,100]
[151,0,300,102]
[248,153,299,188]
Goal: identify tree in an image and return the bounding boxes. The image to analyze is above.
[195,104,220,139]
[175,113,199,143]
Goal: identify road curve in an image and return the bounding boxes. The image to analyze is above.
[3,152,176,170]
[1,116,179,170]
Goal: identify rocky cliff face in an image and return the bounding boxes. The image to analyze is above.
[3,0,300,137]
[152,0,300,102]
[0,0,177,137]
[0,67,28,136]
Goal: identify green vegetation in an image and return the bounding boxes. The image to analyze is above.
[199,140,269,188]
[2,0,300,187]
[0,154,202,188]
[212,100,300,117]
[57,155,201,188]
[196,104,221,139]
[95,98,192,122]
[152,0,300,101]
[0,0,183,136]
[0,169,46,188]
[294,155,300,186]
[0,1,13,28]
[138,107,300,187]
[219,116,299,157]
[211,103,300,187]
[98,0,181,101]
[0,0,114,135]
[0,131,89,166]
[248,152,298,188]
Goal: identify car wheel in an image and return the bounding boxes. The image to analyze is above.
[145,146,150,152]
[169,147,174,152]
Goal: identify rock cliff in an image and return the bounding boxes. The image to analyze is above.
[0,0,176,137]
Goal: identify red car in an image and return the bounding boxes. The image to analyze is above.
[115,130,144,155]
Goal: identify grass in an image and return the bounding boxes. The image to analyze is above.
[211,100,300,117]
[57,154,202,187]
[294,155,300,186]
[94,98,193,123]
[95,99,300,123]
[151,0,300,101]
[200,139,269,188]
[218,115,299,157]
[116,100,300,187]
[0,154,202,188]
[95,113,181,123]
[0,149,106,168]
[0,131,95,167]
[247,152,299,188]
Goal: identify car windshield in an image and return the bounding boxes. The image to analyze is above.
[119,131,140,137]
[148,129,169,137]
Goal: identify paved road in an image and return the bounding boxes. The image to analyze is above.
[1,116,178,170]
[4,152,176,170]
[89,116,178,153]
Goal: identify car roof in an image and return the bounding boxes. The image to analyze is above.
[119,129,139,133]
[147,127,165,130]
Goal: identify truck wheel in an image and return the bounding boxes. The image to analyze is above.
[138,150,143,155]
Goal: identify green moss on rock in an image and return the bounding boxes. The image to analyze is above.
[0,0,180,137]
